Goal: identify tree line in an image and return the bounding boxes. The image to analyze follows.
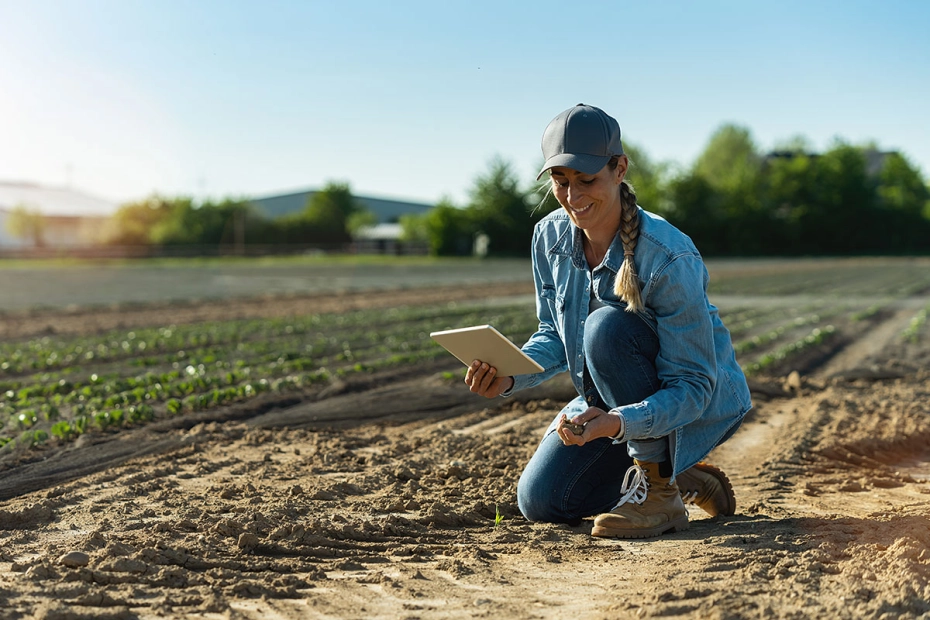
[20,123,925,257]
[399,125,930,257]
[95,182,372,250]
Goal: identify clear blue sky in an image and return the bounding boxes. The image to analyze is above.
[1,0,928,208]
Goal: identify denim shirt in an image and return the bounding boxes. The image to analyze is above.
[508,207,752,477]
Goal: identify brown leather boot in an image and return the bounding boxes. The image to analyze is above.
[591,460,689,539]
[676,462,736,517]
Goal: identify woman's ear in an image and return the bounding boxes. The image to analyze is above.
[615,155,629,184]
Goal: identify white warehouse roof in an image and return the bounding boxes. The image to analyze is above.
[0,182,118,217]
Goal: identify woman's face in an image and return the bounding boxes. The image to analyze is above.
[549,157,627,233]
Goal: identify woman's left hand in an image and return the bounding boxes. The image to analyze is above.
[464,360,514,399]
[556,407,622,446]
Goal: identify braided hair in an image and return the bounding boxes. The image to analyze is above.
[609,157,644,312]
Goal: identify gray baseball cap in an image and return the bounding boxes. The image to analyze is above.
[537,104,624,180]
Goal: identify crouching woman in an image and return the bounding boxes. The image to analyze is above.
[465,104,752,539]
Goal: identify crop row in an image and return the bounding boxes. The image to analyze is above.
[0,289,894,454]
[731,309,842,356]
[741,325,837,376]
[0,302,539,451]
[0,302,515,377]
[725,295,899,375]
[726,300,842,340]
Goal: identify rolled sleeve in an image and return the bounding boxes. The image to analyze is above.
[614,254,716,439]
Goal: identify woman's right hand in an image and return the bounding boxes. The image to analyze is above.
[556,408,622,446]
[464,360,514,399]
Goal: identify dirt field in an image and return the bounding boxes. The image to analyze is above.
[0,278,928,619]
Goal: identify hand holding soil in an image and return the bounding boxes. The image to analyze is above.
[557,407,620,445]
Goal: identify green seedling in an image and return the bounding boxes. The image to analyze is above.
[494,505,504,527]
[902,308,927,344]
[17,411,37,429]
[73,415,88,435]
[51,421,73,441]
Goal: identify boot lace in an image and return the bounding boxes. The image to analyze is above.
[681,490,698,503]
[611,463,649,509]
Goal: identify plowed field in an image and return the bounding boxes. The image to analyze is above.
[0,258,928,619]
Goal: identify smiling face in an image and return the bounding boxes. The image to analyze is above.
[549,156,628,235]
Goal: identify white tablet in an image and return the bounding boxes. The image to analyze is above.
[430,325,544,376]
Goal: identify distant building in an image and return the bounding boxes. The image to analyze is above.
[352,222,424,254]
[249,188,433,254]
[0,182,116,248]
[249,189,433,225]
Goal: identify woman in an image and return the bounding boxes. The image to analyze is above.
[465,104,752,539]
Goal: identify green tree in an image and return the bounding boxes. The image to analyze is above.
[467,157,536,256]
[148,198,199,245]
[771,135,814,154]
[810,143,875,253]
[680,124,775,255]
[271,182,361,246]
[399,212,429,244]
[665,172,727,255]
[5,205,46,247]
[302,182,362,243]
[693,124,761,195]
[761,143,884,254]
[422,199,474,256]
[103,195,275,249]
[347,209,378,237]
[871,152,930,251]
[877,152,930,216]
[624,142,674,218]
[153,198,261,248]
[102,196,188,245]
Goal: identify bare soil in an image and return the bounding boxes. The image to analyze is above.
[0,284,928,620]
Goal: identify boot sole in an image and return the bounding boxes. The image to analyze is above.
[687,462,736,517]
[591,515,690,540]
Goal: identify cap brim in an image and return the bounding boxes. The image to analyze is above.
[536,153,612,180]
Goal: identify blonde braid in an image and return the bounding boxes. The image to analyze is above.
[614,180,644,312]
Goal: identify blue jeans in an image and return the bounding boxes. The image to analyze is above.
[517,305,667,524]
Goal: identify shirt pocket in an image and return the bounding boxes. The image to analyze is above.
[539,284,566,318]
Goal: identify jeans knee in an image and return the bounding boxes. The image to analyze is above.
[517,469,566,523]
[584,305,658,373]
[584,306,627,366]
